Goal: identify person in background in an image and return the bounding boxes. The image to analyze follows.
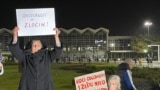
[0,62,4,75]
[0,54,4,75]
[117,58,137,90]
[8,26,63,90]
[108,75,121,90]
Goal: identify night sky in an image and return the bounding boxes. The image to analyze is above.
[1,0,160,36]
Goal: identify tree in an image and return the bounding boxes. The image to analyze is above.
[131,34,149,54]
[131,34,160,58]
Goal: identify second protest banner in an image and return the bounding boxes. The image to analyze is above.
[74,70,108,90]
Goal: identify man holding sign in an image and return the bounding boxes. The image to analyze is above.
[8,8,63,90]
[8,26,62,90]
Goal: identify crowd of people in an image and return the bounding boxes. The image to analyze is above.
[0,26,138,90]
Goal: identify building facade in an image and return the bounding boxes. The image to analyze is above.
[0,28,12,52]
[108,36,136,61]
[1,27,159,62]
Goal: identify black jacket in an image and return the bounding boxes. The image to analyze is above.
[8,39,62,90]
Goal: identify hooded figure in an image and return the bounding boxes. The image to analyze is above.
[8,26,62,90]
[117,58,137,90]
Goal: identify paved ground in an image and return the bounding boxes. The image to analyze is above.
[54,59,160,68]
[134,61,160,68]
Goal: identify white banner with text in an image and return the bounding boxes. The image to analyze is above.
[16,8,56,36]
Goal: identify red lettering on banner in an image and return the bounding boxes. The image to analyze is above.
[24,22,48,28]
[100,88,108,90]
[94,80,106,86]
[96,88,108,90]
[80,82,93,90]
[87,73,105,81]
[76,77,86,84]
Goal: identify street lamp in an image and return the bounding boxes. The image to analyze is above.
[144,21,152,36]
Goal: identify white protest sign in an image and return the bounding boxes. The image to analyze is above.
[16,8,56,36]
[74,70,108,90]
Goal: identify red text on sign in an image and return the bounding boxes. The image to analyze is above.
[94,80,106,86]
[24,22,48,28]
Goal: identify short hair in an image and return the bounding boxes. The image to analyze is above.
[125,58,133,64]
[108,75,121,90]
[125,58,135,69]
[24,40,47,50]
